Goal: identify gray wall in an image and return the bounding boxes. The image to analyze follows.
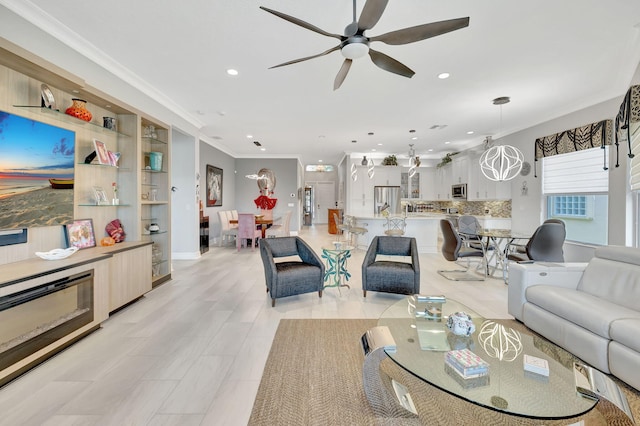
[235,158,301,232]
[200,141,237,245]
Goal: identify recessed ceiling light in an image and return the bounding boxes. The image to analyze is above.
[467,131,474,135]
[226,69,239,76]
[428,148,434,152]
[318,159,323,163]
[377,143,383,146]
[72,89,80,94]
[411,136,418,140]
[372,149,377,152]
[444,141,451,145]
[438,72,450,79]
[246,134,253,138]
[260,148,266,151]
[105,105,111,109]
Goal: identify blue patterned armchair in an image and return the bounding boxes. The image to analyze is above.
[259,236,325,307]
[362,236,420,297]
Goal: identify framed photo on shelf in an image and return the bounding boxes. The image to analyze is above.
[92,186,109,205]
[206,164,223,207]
[93,138,110,165]
[64,218,96,249]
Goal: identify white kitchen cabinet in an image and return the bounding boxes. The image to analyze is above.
[467,153,512,200]
[374,166,401,186]
[401,169,420,198]
[435,165,452,200]
[451,155,469,184]
[420,168,436,200]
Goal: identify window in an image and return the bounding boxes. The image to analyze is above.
[542,148,609,245]
[549,196,587,217]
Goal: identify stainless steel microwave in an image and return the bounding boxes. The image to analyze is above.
[452,183,467,199]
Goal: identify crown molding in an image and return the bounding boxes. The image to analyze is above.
[0,0,204,129]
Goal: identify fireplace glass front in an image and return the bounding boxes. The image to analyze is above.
[0,270,94,372]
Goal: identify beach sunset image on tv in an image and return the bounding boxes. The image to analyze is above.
[0,110,75,229]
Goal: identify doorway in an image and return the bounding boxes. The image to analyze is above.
[309,182,335,224]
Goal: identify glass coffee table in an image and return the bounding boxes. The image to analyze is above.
[374,296,598,420]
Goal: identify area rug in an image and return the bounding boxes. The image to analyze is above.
[248,319,640,425]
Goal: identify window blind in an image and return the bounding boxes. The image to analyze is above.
[542,147,609,194]
[630,124,640,191]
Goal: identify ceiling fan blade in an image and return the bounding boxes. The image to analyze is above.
[269,45,341,69]
[260,6,342,40]
[368,48,415,78]
[370,17,470,45]
[334,59,353,90]
[357,0,389,33]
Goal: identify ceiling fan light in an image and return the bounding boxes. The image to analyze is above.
[341,42,369,60]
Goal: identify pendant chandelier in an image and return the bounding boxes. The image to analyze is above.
[407,144,420,178]
[479,97,524,182]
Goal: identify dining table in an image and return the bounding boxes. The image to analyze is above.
[229,216,280,239]
[473,229,530,283]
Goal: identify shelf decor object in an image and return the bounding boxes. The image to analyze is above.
[64,218,96,249]
[35,246,78,260]
[65,98,92,122]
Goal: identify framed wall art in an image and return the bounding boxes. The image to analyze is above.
[206,164,223,207]
[64,218,96,249]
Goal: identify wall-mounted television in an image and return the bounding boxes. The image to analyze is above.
[0,110,75,230]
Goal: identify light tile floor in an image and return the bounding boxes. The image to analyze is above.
[0,225,511,425]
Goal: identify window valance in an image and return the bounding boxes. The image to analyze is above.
[615,84,639,163]
[534,120,612,177]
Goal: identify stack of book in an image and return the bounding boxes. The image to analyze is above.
[444,348,490,388]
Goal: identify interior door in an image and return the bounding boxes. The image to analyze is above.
[312,182,335,224]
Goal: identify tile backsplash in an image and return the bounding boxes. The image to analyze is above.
[402,200,512,218]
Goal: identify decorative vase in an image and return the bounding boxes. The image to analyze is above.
[65,98,92,122]
[361,156,368,166]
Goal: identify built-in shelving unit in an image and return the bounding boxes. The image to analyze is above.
[1,40,171,285]
[140,119,171,286]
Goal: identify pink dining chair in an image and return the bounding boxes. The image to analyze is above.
[237,213,261,251]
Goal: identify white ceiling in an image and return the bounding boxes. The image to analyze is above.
[12,0,640,166]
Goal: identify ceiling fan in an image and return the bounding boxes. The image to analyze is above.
[260,0,469,90]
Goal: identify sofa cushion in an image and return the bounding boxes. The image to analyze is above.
[577,247,640,311]
[525,285,640,338]
[610,318,640,352]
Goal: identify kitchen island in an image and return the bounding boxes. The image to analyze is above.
[350,214,512,253]
[351,214,442,253]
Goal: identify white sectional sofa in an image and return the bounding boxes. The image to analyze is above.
[508,245,640,391]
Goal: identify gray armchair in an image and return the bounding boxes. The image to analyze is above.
[362,236,420,297]
[259,236,325,307]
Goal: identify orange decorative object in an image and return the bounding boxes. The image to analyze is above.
[65,98,92,122]
[100,237,116,246]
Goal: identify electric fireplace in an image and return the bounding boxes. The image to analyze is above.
[0,270,94,374]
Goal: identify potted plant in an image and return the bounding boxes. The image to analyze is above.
[382,155,398,166]
[437,152,459,168]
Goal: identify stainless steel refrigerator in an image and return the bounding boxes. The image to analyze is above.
[374,186,401,215]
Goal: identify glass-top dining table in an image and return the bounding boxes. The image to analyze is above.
[467,229,530,282]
